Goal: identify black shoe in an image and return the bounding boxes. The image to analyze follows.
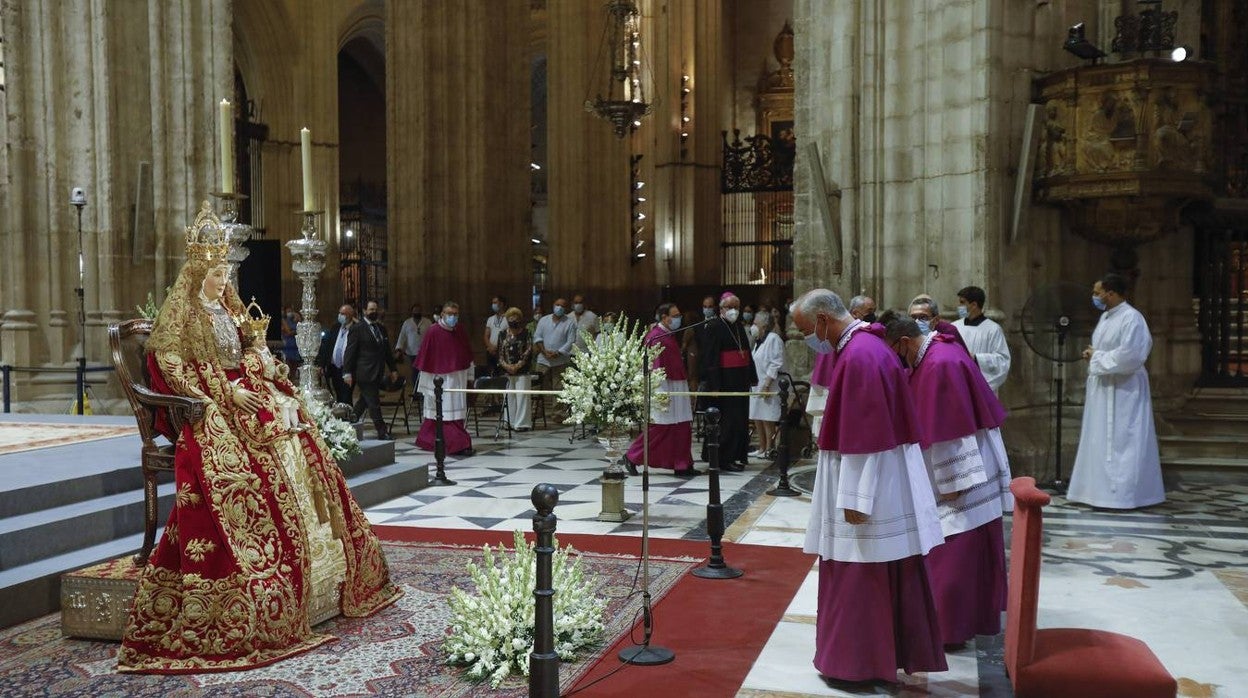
[673,469,700,478]
[622,456,639,476]
[453,447,476,457]
[720,462,745,472]
[377,430,394,441]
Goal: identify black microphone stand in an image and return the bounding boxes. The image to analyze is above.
[618,313,717,666]
[1047,316,1071,493]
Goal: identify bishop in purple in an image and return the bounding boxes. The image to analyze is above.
[792,289,947,685]
[626,303,696,475]
[886,317,1013,646]
[414,301,475,456]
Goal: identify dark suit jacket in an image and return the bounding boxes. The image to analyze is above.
[316,321,351,370]
[343,319,397,384]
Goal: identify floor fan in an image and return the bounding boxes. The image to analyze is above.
[1019,281,1096,493]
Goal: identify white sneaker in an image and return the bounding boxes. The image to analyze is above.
[748,449,764,458]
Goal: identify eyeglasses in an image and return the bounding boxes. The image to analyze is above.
[909,314,932,322]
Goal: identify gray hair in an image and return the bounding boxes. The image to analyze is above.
[795,289,852,321]
[849,295,873,312]
[755,310,776,333]
[909,294,938,316]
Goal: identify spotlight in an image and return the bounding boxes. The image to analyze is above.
[530,162,541,170]
[636,196,646,202]
[344,228,354,238]
[531,237,542,244]
[635,181,645,189]
[1063,22,1106,61]
[1170,45,1192,62]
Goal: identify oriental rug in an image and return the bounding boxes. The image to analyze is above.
[0,422,137,456]
[0,538,697,697]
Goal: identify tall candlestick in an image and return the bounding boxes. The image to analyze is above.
[300,127,314,211]
[219,99,235,194]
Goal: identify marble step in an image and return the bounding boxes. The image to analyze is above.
[1161,456,1248,478]
[0,459,428,630]
[1158,435,1248,460]
[1161,413,1248,438]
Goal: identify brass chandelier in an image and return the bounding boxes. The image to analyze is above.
[585,0,652,138]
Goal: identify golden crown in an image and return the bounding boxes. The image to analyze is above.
[235,297,271,341]
[185,200,230,263]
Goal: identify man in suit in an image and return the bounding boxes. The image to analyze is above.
[316,303,356,405]
[344,299,399,440]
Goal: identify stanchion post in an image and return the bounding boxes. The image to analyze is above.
[529,484,560,697]
[693,408,742,579]
[767,375,800,497]
[2,365,11,414]
[430,376,456,485]
[75,358,86,415]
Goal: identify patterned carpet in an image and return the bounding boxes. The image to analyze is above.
[0,539,697,697]
[0,422,137,456]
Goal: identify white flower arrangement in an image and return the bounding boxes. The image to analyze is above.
[443,530,607,688]
[306,398,361,462]
[557,315,667,433]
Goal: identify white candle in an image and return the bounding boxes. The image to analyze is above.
[300,127,313,211]
[219,99,234,194]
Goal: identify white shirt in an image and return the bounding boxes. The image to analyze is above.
[332,325,350,368]
[396,316,430,356]
[1066,302,1165,509]
[952,315,1011,392]
[485,313,509,348]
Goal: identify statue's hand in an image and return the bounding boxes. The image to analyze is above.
[233,388,264,413]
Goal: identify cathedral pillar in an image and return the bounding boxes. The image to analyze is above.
[387,0,531,334]
[646,0,725,288]
[546,0,637,310]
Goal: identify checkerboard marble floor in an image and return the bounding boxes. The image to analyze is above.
[364,425,1248,697]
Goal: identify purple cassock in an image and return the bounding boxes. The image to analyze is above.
[908,332,1014,645]
[414,322,475,455]
[626,325,694,472]
[803,322,948,683]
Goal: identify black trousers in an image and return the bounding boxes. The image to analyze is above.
[353,380,385,434]
[326,365,354,406]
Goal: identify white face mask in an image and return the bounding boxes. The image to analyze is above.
[724,309,740,323]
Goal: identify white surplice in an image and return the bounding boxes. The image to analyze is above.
[804,446,945,563]
[653,379,692,425]
[924,429,1014,537]
[1067,301,1165,509]
[952,316,1011,393]
[418,367,473,421]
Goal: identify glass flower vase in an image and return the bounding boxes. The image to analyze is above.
[597,431,632,480]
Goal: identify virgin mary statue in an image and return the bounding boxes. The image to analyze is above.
[117,203,401,673]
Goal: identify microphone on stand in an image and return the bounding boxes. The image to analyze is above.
[618,309,723,667]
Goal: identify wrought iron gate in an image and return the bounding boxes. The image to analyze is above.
[721,129,794,287]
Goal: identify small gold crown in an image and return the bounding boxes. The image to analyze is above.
[235,297,271,341]
[185,200,230,263]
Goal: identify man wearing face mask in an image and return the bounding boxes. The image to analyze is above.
[742,305,758,346]
[909,295,969,354]
[1067,273,1164,509]
[533,297,580,417]
[344,300,399,440]
[684,295,719,392]
[625,303,698,476]
[414,301,476,456]
[315,303,357,405]
[484,295,509,377]
[698,292,757,470]
[885,316,1012,648]
[791,289,946,684]
[951,286,1010,393]
[849,295,877,324]
[570,293,599,347]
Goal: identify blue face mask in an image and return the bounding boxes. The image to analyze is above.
[742,312,754,323]
[669,316,682,331]
[916,320,931,335]
[491,303,500,313]
[702,307,715,319]
[553,306,566,317]
[957,305,969,319]
[1092,295,1106,310]
[337,313,348,325]
[804,318,834,354]
[443,315,459,328]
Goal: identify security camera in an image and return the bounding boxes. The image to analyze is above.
[70,187,87,206]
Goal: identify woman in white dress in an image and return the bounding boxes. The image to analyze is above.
[749,310,786,457]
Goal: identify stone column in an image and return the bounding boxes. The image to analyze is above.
[546,0,636,309]
[387,0,532,340]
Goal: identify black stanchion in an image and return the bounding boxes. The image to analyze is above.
[692,408,743,579]
[528,483,560,698]
[2,365,11,414]
[430,376,456,485]
[75,358,86,416]
[767,375,800,497]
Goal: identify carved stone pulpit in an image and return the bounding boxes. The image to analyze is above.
[1033,59,1217,264]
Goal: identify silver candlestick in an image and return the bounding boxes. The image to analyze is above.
[209,192,252,287]
[288,210,331,402]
